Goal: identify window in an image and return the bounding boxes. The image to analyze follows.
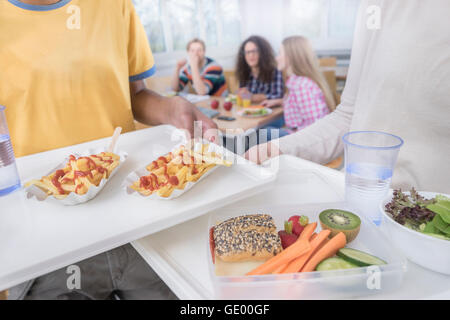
[166,0,199,51]
[201,0,218,47]
[328,0,360,38]
[283,0,360,51]
[218,0,241,46]
[133,0,241,54]
[133,0,166,53]
[284,0,325,39]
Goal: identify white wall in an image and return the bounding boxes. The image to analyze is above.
[240,0,284,52]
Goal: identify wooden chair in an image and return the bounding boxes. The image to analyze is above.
[319,56,340,105]
[319,57,337,67]
[321,61,342,169]
[224,70,239,94]
[322,70,340,105]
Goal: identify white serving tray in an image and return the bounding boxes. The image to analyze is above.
[0,125,275,291]
[132,155,450,300]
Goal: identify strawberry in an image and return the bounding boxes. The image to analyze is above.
[288,215,303,236]
[278,231,297,249]
[278,221,298,249]
[288,215,309,236]
[292,223,304,237]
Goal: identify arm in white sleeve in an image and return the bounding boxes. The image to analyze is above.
[278,0,373,164]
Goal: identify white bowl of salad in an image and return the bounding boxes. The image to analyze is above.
[380,188,450,275]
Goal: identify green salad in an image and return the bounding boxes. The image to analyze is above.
[244,108,268,116]
[385,188,450,241]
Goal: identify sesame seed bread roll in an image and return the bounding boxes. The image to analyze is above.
[214,214,282,263]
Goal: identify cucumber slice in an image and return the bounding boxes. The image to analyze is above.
[316,257,358,271]
[337,248,387,266]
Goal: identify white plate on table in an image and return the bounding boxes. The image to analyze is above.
[237,107,273,118]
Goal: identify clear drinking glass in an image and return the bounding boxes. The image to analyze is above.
[0,105,21,196]
[343,131,404,225]
[242,93,252,108]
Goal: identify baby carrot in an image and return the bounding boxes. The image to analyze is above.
[278,230,331,274]
[246,223,317,276]
[300,232,347,273]
[246,239,311,275]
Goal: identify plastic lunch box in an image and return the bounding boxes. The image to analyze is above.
[207,202,407,300]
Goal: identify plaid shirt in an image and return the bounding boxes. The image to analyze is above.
[283,75,329,132]
[240,70,284,99]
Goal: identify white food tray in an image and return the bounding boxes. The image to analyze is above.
[0,125,275,291]
[133,155,450,300]
[133,155,346,299]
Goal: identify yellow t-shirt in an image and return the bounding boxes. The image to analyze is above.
[0,0,155,157]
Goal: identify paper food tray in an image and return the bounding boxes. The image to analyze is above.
[25,147,128,206]
[123,141,230,200]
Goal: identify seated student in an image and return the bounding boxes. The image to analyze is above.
[236,35,284,104]
[260,36,336,141]
[171,38,227,97]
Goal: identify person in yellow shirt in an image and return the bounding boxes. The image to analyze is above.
[1,0,216,157]
[1,0,217,299]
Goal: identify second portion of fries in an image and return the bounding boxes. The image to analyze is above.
[131,143,231,198]
[26,152,120,199]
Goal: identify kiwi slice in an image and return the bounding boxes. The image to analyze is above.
[319,209,361,243]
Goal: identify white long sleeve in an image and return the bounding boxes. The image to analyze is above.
[278,0,450,193]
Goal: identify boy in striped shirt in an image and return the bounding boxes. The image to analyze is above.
[172,38,228,97]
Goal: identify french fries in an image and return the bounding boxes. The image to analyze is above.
[26,152,120,199]
[131,143,231,198]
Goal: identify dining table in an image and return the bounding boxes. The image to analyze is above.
[136,97,283,135]
[196,97,283,135]
[135,96,284,155]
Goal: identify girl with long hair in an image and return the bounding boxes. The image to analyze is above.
[261,36,336,140]
[236,35,284,103]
